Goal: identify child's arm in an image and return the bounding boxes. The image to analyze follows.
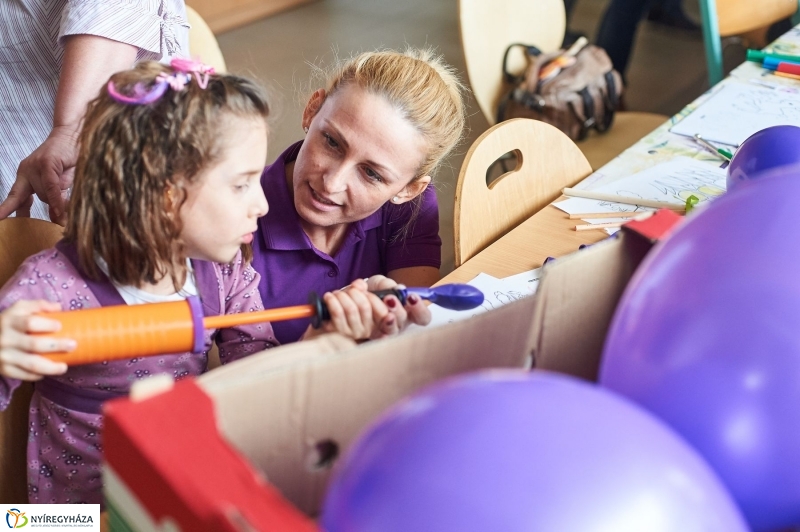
[0,300,70,381]
[214,254,280,365]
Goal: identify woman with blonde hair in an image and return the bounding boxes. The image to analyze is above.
[253,48,467,344]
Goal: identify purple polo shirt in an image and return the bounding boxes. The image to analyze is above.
[252,141,442,344]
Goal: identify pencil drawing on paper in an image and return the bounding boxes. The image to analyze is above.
[731,90,800,122]
[610,165,725,206]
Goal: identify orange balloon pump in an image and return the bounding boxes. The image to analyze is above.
[35,294,327,366]
[31,284,475,366]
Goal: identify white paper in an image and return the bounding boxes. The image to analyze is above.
[499,267,542,296]
[670,81,800,146]
[554,157,726,218]
[408,269,541,331]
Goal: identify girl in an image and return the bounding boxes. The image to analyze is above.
[0,59,394,504]
[253,48,466,344]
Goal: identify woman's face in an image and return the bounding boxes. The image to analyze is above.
[291,84,430,229]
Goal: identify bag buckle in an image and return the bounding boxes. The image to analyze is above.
[515,89,545,110]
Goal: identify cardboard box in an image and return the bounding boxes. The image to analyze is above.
[531,209,683,380]
[103,210,683,528]
[104,291,540,527]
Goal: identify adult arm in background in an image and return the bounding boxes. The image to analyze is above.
[0,35,137,224]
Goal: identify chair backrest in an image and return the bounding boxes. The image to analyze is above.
[458,0,565,125]
[454,118,592,267]
[700,0,799,85]
[186,5,227,73]
[0,218,64,504]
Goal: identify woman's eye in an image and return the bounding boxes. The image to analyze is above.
[364,167,383,183]
[235,183,249,191]
[323,133,339,149]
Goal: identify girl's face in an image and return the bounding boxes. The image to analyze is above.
[291,84,431,230]
[180,115,269,263]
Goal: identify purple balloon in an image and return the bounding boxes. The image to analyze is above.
[601,168,800,530]
[727,125,800,191]
[322,370,747,532]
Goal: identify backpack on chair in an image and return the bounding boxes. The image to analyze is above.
[497,39,623,142]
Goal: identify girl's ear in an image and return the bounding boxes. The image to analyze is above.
[165,182,186,215]
[302,89,327,131]
[392,176,431,204]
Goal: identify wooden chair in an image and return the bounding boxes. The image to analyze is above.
[454,118,592,267]
[186,5,228,73]
[458,0,667,171]
[699,0,800,86]
[0,218,64,504]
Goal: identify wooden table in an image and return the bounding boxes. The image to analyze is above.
[441,27,800,284]
[441,204,605,283]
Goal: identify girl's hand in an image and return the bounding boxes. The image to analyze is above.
[364,275,432,337]
[302,279,388,341]
[0,301,72,380]
[321,279,387,340]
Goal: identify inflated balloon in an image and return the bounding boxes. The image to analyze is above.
[322,370,747,532]
[601,168,800,531]
[727,124,800,190]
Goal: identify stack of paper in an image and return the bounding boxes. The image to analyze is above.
[554,157,726,233]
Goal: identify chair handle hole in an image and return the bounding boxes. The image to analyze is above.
[486,149,523,188]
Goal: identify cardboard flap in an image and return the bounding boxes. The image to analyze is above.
[531,233,650,381]
[103,380,316,531]
[199,294,539,515]
[199,333,357,393]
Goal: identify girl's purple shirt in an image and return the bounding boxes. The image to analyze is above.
[0,247,277,504]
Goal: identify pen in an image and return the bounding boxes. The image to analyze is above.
[747,49,800,64]
[693,134,733,161]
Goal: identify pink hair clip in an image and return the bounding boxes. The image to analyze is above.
[107,58,216,105]
[170,58,216,89]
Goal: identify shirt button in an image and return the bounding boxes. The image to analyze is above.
[327,270,336,277]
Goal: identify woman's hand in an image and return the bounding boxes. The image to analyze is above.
[365,275,432,337]
[0,301,72,380]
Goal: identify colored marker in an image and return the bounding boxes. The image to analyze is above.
[747,49,800,64]
[693,134,732,161]
[773,70,800,82]
[762,57,800,75]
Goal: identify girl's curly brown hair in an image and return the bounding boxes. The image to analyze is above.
[64,61,270,290]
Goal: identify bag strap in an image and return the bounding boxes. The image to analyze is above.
[54,240,126,307]
[566,88,596,141]
[191,259,222,317]
[501,43,542,83]
[595,71,619,133]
